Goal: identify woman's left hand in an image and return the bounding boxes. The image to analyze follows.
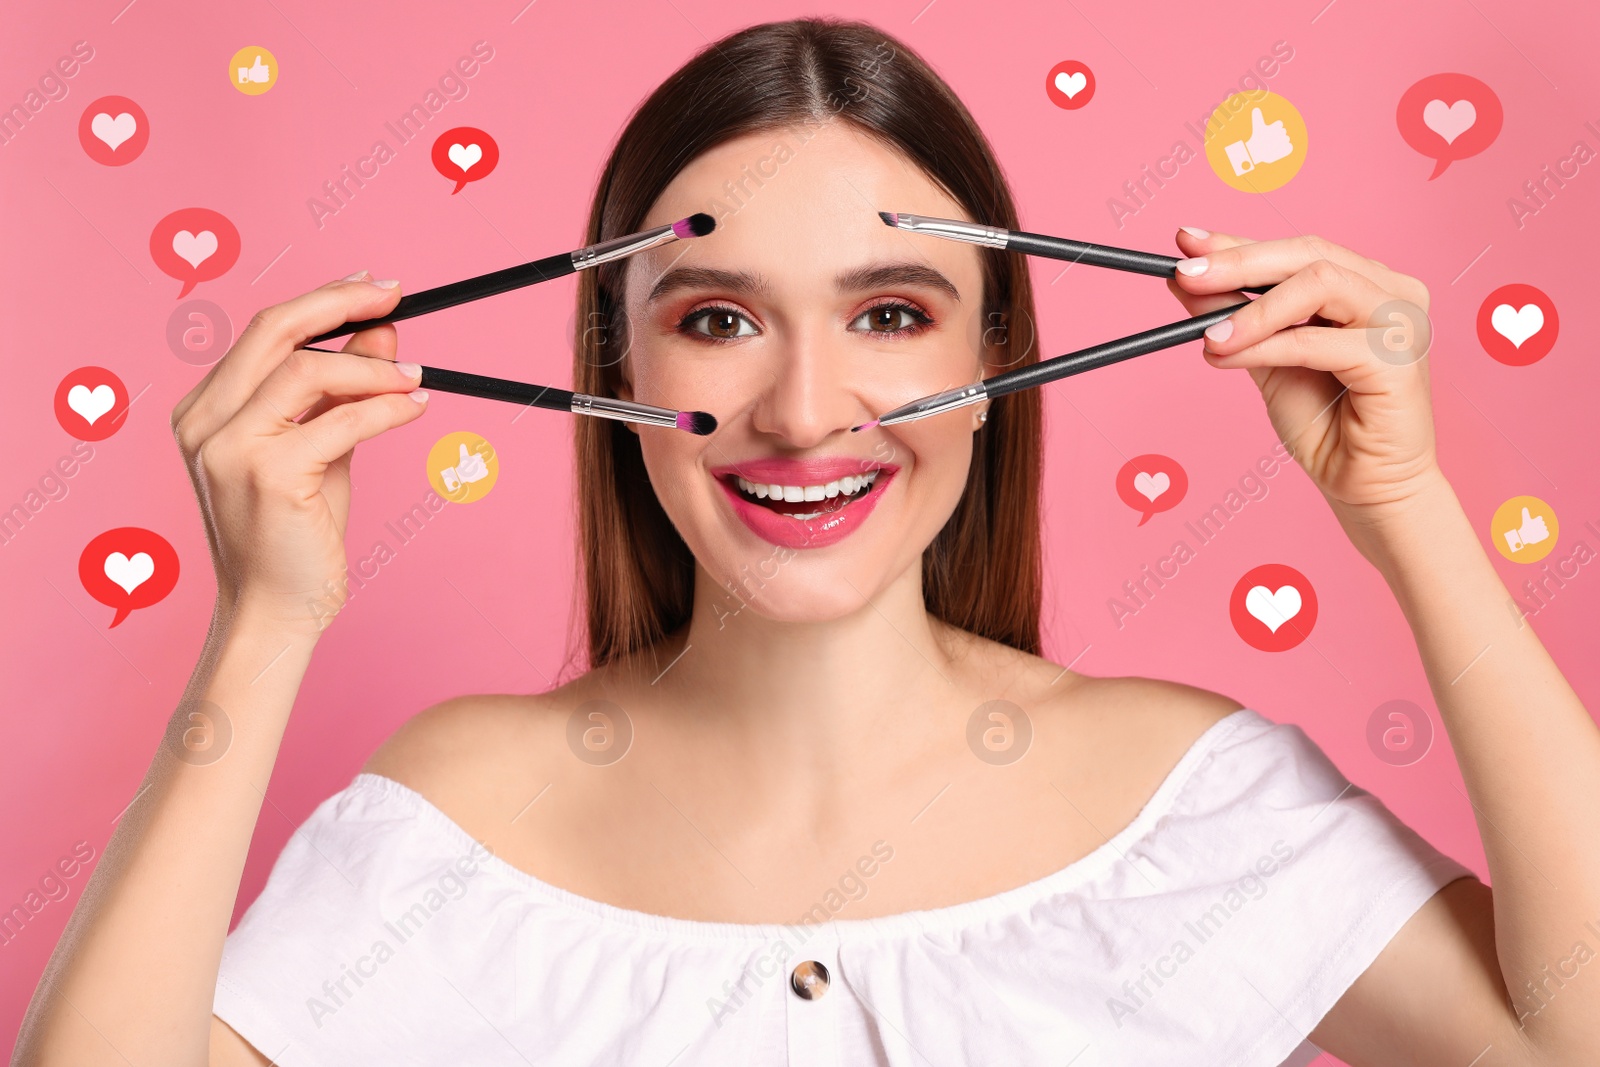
[1165,228,1443,523]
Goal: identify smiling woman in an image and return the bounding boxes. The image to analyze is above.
[19,14,1600,1067]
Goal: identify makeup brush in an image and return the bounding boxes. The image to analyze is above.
[302,347,717,435]
[878,211,1270,294]
[306,213,717,345]
[850,302,1246,432]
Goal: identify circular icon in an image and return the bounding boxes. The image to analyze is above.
[1396,73,1502,180]
[1203,91,1308,193]
[166,299,234,367]
[1365,298,1433,367]
[78,528,180,627]
[1476,284,1557,366]
[426,432,498,504]
[431,127,499,194]
[165,699,233,766]
[966,699,1032,766]
[1229,563,1317,652]
[1115,454,1187,526]
[149,208,241,299]
[567,306,633,369]
[567,699,633,766]
[1045,61,1096,110]
[1365,699,1434,767]
[55,367,130,441]
[78,96,149,165]
[1490,495,1558,563]
[229,46,278,95]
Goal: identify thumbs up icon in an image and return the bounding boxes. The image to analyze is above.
[1502,506,1550,553]
[1223,107,1295,176]
[439,442,489,495]
[238,55,271,84]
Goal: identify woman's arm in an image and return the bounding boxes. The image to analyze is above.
[1166,229,1599,1065]
[14,275,426,1067]
[15,607,316,1066]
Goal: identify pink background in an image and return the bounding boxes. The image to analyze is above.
[4,0,1597,1056]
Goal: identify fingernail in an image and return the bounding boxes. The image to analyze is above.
[342,270,371,282]
[409,389,429,404]
[370,278,400,289]
[1176,256,1209,276]
[1204,318,1233,343]
[1179,226,1210,239]
[395,361,421,378]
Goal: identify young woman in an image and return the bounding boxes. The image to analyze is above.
[18,17,1598,1067]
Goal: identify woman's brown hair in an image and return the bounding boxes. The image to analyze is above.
[571,16,1042,670]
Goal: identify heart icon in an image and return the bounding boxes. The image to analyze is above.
[1490,303,1544,348]
[104,551,155,595]
[91,112,137,150]
[67,384,116,425]
[1245,585,1302,633]
[448,143,483,172]
[1132,471,1170,502]
[172,230,218,269]
[1054,71,1087,99]
[1422,99,1476,145]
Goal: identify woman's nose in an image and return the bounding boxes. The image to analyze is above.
[748,329,867,447]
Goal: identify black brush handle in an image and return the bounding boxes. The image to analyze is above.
[984,302,1248,399]
[1006,230,1271,295]
[418,365,574,411]
[306,251,576,345]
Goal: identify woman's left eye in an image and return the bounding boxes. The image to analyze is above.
[679,306,759,340]
[850,301,934,336]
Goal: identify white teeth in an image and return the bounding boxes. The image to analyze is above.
[732,469,881,504]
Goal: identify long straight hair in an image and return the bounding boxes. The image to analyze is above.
[570,17,1042,671]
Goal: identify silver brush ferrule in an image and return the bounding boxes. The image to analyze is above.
[570,393,681,429]
[570,223,682,271]
[889,213,1008,250]
[878,382,989,427]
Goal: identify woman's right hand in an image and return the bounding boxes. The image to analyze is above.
[169,272,428,634]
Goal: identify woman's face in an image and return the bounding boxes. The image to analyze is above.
[618,122,999,622]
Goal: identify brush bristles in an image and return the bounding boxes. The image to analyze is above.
[676,410,718,435]
[877,211,898,227]
[673,213,717,239]
[850,419,879,433]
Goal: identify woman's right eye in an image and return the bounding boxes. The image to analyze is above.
[679,305,758,341]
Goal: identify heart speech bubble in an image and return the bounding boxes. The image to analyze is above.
[79,527,180,627]
[1114,454,1187,526]
[149,208,240,298]
[1397,73,1502,180]
[431,127,499,194]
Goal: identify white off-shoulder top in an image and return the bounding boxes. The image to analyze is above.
[213,708,1476,1065]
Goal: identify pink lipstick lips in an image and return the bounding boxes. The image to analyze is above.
[710,456,899,549]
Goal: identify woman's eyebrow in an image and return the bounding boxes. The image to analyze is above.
[647,266,771,304]
[836,262,961,302]
[646,261,961,304]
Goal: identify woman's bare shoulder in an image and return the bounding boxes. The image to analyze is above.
[359,678,601,821]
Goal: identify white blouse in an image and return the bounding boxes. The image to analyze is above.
[214,708,1475,1065]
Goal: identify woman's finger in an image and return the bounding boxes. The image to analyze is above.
[172,275,403,448]
[243,347,422,430]
[1199,259,1392,370]
[295,322,399,425]
[286,391,430,474]
[1174,229,1424,308]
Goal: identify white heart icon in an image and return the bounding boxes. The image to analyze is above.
[1421,99,1476,145]
[1054,71,1087,99]
[1132,471,1170,502]
[172,230,218,269]
[104,552,155,595]
[68,384,116,425]
[448,143,483,172]
[1490,303,1544,348]
[1245,585,1302,634]
[91,112,137,150]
